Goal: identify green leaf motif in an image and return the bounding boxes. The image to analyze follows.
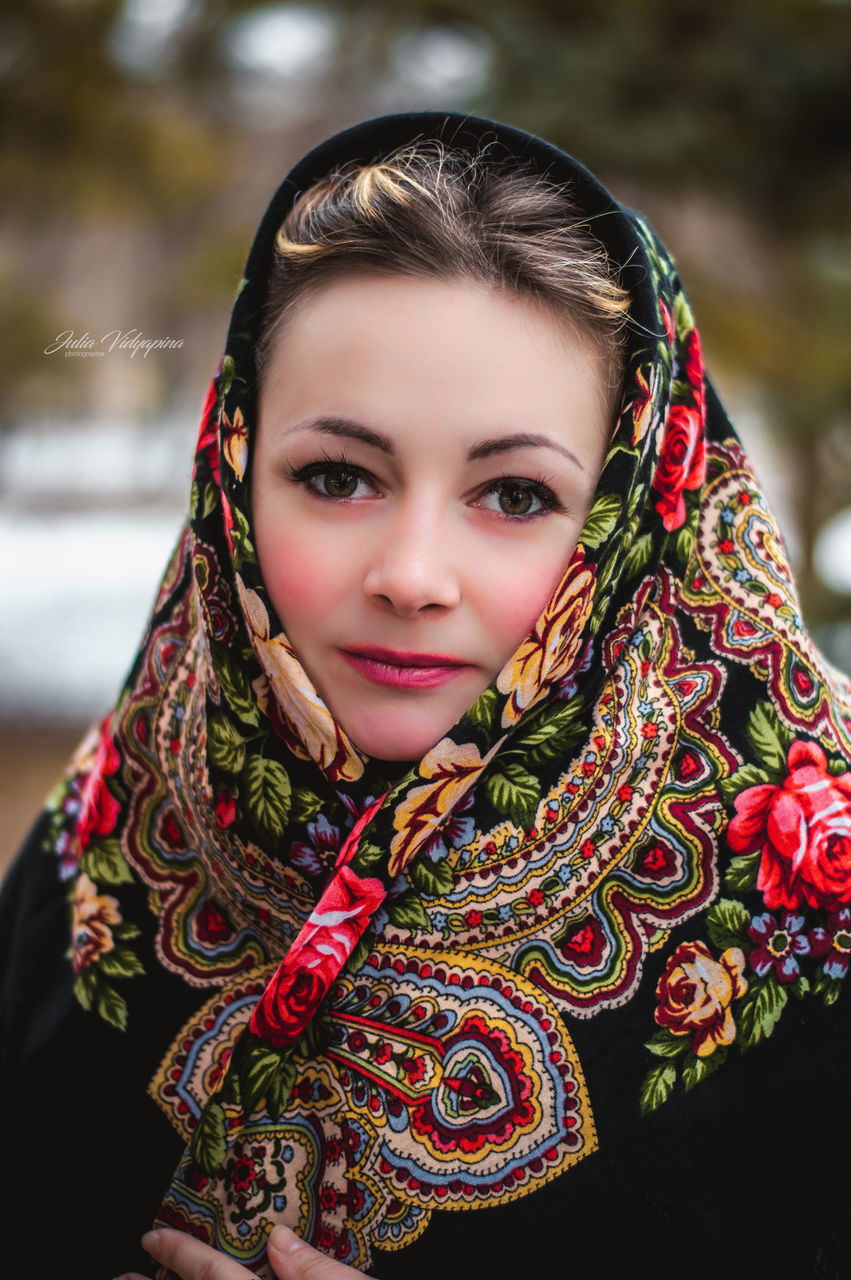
[746,703,789,779]
[674,523,696,567]
[736,974,788,1048]
[73,969,97,1012]
[719,763,771,809]
[516,699,585,767]
[217,653,260,727]
[220,354,235,394]
[409,855,455,899]
[682,1046,726,1092]
[622,533,654,582]
[241,1048,282,1115]
[674,292,696,341]
[639,1060,676,1115]
[706,898,750,952]
[484,762,542,829]
[267,1057,297,1117]
[295,1005,334,1059]
[644,1028,689,1059]
[191,1102,228,1175]
[244,757,292,837]
[386,892,430,933]
[290,789,324,824]
[352,840,383,872]
[724,850,762,894]
[94,978,129,1031]
[208,715,247,775]
[97,946,145,980]
[81,836,134,886]
[230,506,257,568]
[812,968,844,1006]
[466,685,498,732]
[346,932,374,975]
[112,920,142,942]
[582,493,623,549]
[202,482,219,519]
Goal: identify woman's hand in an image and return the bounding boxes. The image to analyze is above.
[115,1225,370,1280]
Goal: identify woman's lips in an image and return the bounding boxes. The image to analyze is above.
[340,646,470,689]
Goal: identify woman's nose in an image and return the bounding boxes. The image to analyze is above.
[362,505,462,617]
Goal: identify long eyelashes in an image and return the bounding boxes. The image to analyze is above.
[284,451,565,521]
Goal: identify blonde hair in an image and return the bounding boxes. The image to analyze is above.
[257,141,631,396]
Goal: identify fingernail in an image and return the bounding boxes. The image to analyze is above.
[141,1229,162,1255]
[269,1225,301,1257]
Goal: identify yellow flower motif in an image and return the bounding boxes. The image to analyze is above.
[72,871,121,974]
[222,407,249,481]
[389,736,505,876]
[630,365,662,447]
[237,576,363,782]
[655,940,748,1059]
[496,550,596,728]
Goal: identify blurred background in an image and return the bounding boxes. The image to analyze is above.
[2,0,850,876]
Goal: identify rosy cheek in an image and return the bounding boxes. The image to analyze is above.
[486,559,566,654]
[260,532,356,624]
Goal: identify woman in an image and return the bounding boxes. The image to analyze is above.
[2,111,850,1280]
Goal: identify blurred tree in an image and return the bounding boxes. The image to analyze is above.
[1,0,848,624]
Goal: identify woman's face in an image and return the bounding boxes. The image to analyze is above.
[252,274,612,761]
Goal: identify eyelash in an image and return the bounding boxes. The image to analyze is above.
[284,451,565,522]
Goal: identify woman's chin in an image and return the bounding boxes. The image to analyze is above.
[343,710,457,763]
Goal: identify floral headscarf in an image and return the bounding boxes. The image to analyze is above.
[46,113,851,1276]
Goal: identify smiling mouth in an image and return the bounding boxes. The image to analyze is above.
[340,646,470,689]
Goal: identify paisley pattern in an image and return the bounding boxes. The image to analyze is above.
[33,111,851,1277]
[152,946,595,1268]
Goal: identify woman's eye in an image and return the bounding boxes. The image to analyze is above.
[303,465,372,500]
[479,480,549,518]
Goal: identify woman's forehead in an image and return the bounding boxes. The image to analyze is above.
[255,273,613,469]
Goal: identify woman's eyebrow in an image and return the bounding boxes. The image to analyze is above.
[468,432,585,472]
[285,417,584,472]
[285,416,394,452]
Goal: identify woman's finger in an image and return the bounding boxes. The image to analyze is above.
[267,1226,369,1280]
[132,1225,370,1280]
[139,1228,254,1279]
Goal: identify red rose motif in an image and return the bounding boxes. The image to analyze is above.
[193,379,221,486]
[728,740,851,911]
[655,940,747,1057]
[214,790,237,830]
[683,329,705,414]
[76,722,121,850]
[249,864,385,1047]
[652,405,706,532]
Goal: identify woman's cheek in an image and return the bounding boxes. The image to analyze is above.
[482,554,567,654]
[261,530,355,625]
